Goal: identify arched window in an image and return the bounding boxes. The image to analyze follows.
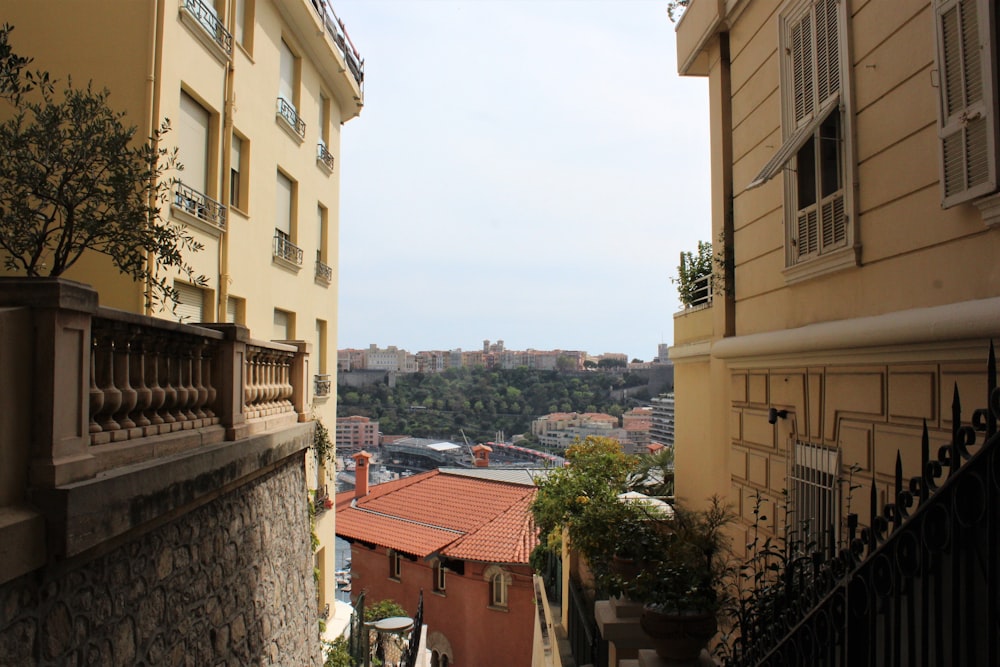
[483,564,511,610]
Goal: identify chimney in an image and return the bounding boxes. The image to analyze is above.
[472,444,492,468]
[353,450,372,498]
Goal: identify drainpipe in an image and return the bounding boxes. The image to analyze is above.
[219,52,235,323]
[144,0,167,316]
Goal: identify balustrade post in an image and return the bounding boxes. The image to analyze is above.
[0,279,100,486]
[201,323,250,441]
[286,341,311,422]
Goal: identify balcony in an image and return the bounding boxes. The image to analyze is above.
[315,259,333,286]
[314,373,332,398]
[317,141,335,173]
[172,181,227,233]
[180,0,233,61]
[0,279,313,584]
[276,97,306,142]
[312,0,365,89]
[274,231,304,269]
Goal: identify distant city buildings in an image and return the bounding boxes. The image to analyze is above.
[650,394,675,448]
[335,415,379,453]
[338,340,634,374]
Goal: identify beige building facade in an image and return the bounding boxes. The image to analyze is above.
[0,0,363,615]
[672,0,1000,550]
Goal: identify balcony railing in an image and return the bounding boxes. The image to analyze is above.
[274,232,304,266]
[315,259,333,285]
[312,0,365,89]
[314,373,332,398]
[317,142,335,171]
[0,279,314,578]
[182,0,232,55]
[173,182,227,231]
[276,97,306,139]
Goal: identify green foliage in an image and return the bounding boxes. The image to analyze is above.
[312,417,334,466]
[364,598,407,623]
[322,635,353,667]
[0,25,205,310]
[530,436,638,582]
[632,447,675,498]
[338,367,631,441]
[666,0,690,22]
[673,240,713,307]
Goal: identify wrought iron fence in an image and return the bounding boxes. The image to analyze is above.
[182,0,233,54]
[567,577,607,667]
[173,181,227,230]
[317,142,336,171]
[315,259,333,285]
[727,345,1000,667]
[273,232,303,266]
[314,373,332,398]
[276,97,306,138]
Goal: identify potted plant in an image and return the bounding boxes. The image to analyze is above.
[632,496,734,662]
[673,241,714,308]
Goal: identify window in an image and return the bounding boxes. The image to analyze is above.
[484,565,510,609]
[233,0,254,52]
[748,0,855,277]
[315,320,327,373]
[274,171,302,266]
[317,93,335,171]
[174,281,208,324]
[389,549,401,580]
[179,91,210,194]
[277,38,305,139]
[224,295,245,324]
[935,0,998,208]
[789,441,840,554]
[273,309,293,341]
[433,559,447,594]
[230,133,248,212]
[315,205,332,285]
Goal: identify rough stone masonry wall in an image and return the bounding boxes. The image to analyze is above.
[0,457,321,666]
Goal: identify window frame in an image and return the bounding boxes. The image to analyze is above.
[230,131,249,214]
[935,0,1000,210]
[788,440,840,555]
[756,0,859,282]
[389,549,402,581]
[432,559,447,594]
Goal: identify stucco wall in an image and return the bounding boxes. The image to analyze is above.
[0,458,320,666]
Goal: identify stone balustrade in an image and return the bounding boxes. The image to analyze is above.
[0,278,313,579]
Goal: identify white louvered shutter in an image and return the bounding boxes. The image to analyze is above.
[276,172,292,235]
[279,39,296,109]
[174,282,204,323]
[273,310,290,341]
[225,297,238,323]
[936,0,997,207]
[178,92,209,193]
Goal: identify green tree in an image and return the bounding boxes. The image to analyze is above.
[0,25,204,310]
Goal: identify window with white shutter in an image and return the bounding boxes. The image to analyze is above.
[279,39,297,109]
[273,309,290,341]
[276,171,293,238]
[748,0,856,278]
[174,282,205,324]
[179,91,210,194]
[935,0,998,208]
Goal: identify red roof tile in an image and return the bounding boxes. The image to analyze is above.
[335,470,538,563]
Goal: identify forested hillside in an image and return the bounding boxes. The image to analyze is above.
[337,367,647,443]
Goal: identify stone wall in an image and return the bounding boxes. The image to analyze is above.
[0,456,321,666]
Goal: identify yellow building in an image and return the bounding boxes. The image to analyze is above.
[672,0,1000,552]
[0,0,362,620]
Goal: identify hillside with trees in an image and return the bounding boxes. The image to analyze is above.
[337,367,648,443]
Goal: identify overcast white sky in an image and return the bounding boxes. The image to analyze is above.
[335,0,711,361]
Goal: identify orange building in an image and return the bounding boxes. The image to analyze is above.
[335,415,379,452]
[336,452,539,667]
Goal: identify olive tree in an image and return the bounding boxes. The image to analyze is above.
[0,25,203,309]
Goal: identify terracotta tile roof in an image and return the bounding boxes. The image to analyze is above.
[335,469,538,563]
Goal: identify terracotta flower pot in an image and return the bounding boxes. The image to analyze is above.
[639,606,717,661]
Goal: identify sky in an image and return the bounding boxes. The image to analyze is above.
[335,0,711,361]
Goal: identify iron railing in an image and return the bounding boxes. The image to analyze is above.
[568,577,607,667]
[349,593,368,665]
[276,97,306,138]
[314,373,332,398]
[313,0,365,89]
[273,232,303,266]
[728,345,1000,667]
[173,182,227,231]
[182,0,232,55]
[315,259,333,285]
[317,142,335,171]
